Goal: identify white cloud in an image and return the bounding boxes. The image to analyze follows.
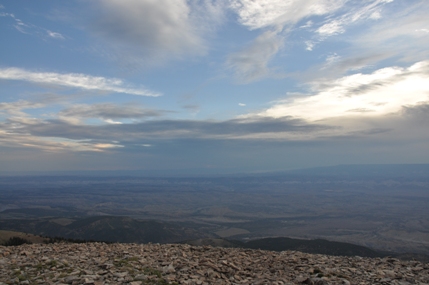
[295,2,429,80]
[227,1,388,81]
[0,100,45,118]
[300,20,313,29]
[47,30,64,39]
[58,103,163,123]
[335,2,429,70]
[305,41,314,51]
[1,9,68,40]
[356,3,429,45]
[238,103,246,107]
[255,61,429,122]
[415,29,429,33]
[229,0,344,30]
[93,143,124,149]
[0,121,95,152]
[346,0,391,23]
[0,67,160,96]
[369,11,382,20]
[312,0,394,45]
[225,0,347,79]
[91,0,208,64]
[0,11,30,34]
[323,53,341,68]
[0,119,119,153]
[104,119,122,125]
[317,20,345,37]
[227,30,283,82]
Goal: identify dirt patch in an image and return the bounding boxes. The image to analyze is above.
[0,230,47,244]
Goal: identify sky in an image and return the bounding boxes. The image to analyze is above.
[0,0,429,174]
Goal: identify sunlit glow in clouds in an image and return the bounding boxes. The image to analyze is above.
[257,61,429,121]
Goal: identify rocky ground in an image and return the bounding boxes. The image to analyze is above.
[0,243,428,285]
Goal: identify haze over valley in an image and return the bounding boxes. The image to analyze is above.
[1,164,428,257]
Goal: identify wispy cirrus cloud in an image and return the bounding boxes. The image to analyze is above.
[315,0,392,38]
[226,0,399,82]
[0,10,30,34]
[227,30,283,83]
[47,30,64,39]
[353,2,429,59]
[1,8,65,40]
[229,0,344,30]
[316,20,345,37]
[0,67,161,96]
[226,0,346,82]
[302,2,429,85]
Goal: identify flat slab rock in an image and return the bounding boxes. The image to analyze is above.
[0,243,428,285]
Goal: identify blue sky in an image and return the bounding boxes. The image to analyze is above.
[0,0,428,174]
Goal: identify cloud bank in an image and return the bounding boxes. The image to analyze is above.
[90,0,211,64]
[256,60,429,122]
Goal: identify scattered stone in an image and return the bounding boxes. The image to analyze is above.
[0,243,427,284]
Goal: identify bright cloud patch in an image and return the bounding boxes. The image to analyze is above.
[0,67,160,96]
[229,0,343,30]
[47,30,64,39]
[317,20,345,36]
[258,61,429,121]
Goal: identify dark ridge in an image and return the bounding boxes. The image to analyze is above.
[242,237,381,257]
[0,216,213,244]
[180,238,244,248]
[181,237,429,262]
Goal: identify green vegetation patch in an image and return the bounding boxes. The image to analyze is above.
[2,236,32,246]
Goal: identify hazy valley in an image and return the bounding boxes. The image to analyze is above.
[1,164,428,257]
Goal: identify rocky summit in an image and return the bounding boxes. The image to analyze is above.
[0,243,428,285]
